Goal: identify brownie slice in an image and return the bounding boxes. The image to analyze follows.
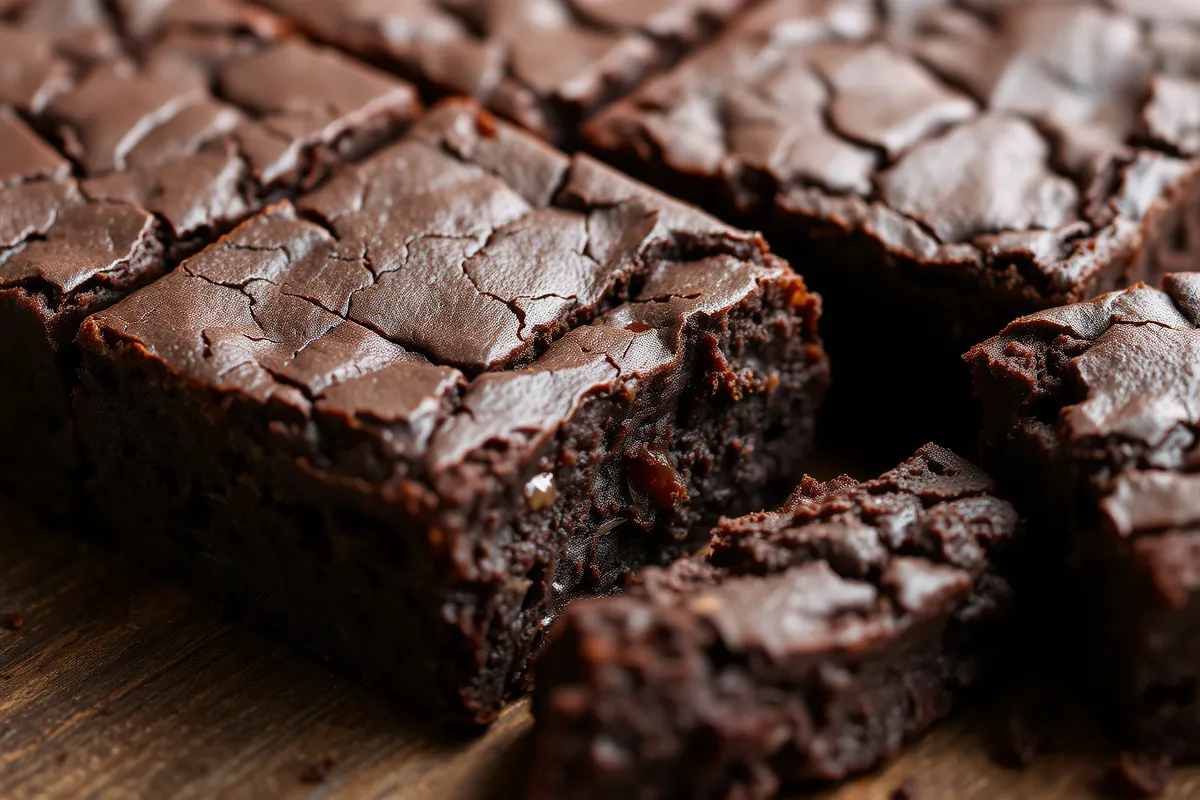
[253,0,756,144]
[48,18,420,256]
[0,7,421,510]
[967,273,1200,759]
[73,99,829,723]
[585,0,1200,413]
[0,113,165,508]
[531,444,1020,799]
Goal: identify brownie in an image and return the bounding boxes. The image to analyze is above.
[585,0,1200,442]
[49,23,421,254]
[253,0,756,144]
[0,113,165,506]
[0,10,421,510]
[531,444,1020,799]
[967,273,1200,759]
[72,99,829,723]
[0,0,123,67]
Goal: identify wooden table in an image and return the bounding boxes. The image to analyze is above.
[3,499,1199,799]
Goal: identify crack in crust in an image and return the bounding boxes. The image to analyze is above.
[968,272,1200,758]
[252,0,760,143]
[81,100,820,480]
[586,0,1200,304]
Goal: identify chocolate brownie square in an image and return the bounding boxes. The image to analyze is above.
[74,99,830,722]
[0,6,421,509]
[254,0,758,144]
[967,273,1200,759]
[586,0,1200,415]
[532,444,1020,798]
[0,112,164,507]
[48,26,421,254]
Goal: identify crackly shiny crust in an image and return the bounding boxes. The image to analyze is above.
[81,99,821,482]
[81,100,807,437]
[254,0,756,142]
[0,0,419,244]
[967,273,1200,757]
[967,273,1200,489]
[76,99,830,721]
[532,445,1019,799]
[0,0,423,313]
[586,0,1200,308]
[0,0,422,512]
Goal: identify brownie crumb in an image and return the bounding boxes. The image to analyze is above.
[300,756,336,784]
[3,614,23,631]
[890,777,917,800]
[1105,752,1170,798]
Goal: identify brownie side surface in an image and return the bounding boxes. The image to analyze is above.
[253,0,756,144]
[967,272,1200,758]
[531,444,1020,799]
[74,99,830,723]
[585,0,1200,404]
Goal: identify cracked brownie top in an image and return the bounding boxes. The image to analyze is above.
[0,110,163,309]
[586,0,1200,303]
[80,99,824,483]
[968,272,1200,621]
[623,443,1016,651]
[254,0,757,142]
[0,0,421,305]
[968,273,1200,479]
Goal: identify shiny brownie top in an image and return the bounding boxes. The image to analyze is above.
[588,0,1200,302]
[969,273,1200,607]
[255,0,756,140]
[81,100,824,480]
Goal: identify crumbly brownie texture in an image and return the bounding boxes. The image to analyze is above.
[0,4,420,509]
[75,100,830,722]
[967,273,1200,759]
[254,0,755,143]
[532,444,1019,799]
[586,0,1200,383]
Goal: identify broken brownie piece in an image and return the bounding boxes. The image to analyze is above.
[74,99,830,723]
[967,273,1200,760]
[532,444,1019,798]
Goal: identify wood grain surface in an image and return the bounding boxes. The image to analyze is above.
[3,498,1199,799]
